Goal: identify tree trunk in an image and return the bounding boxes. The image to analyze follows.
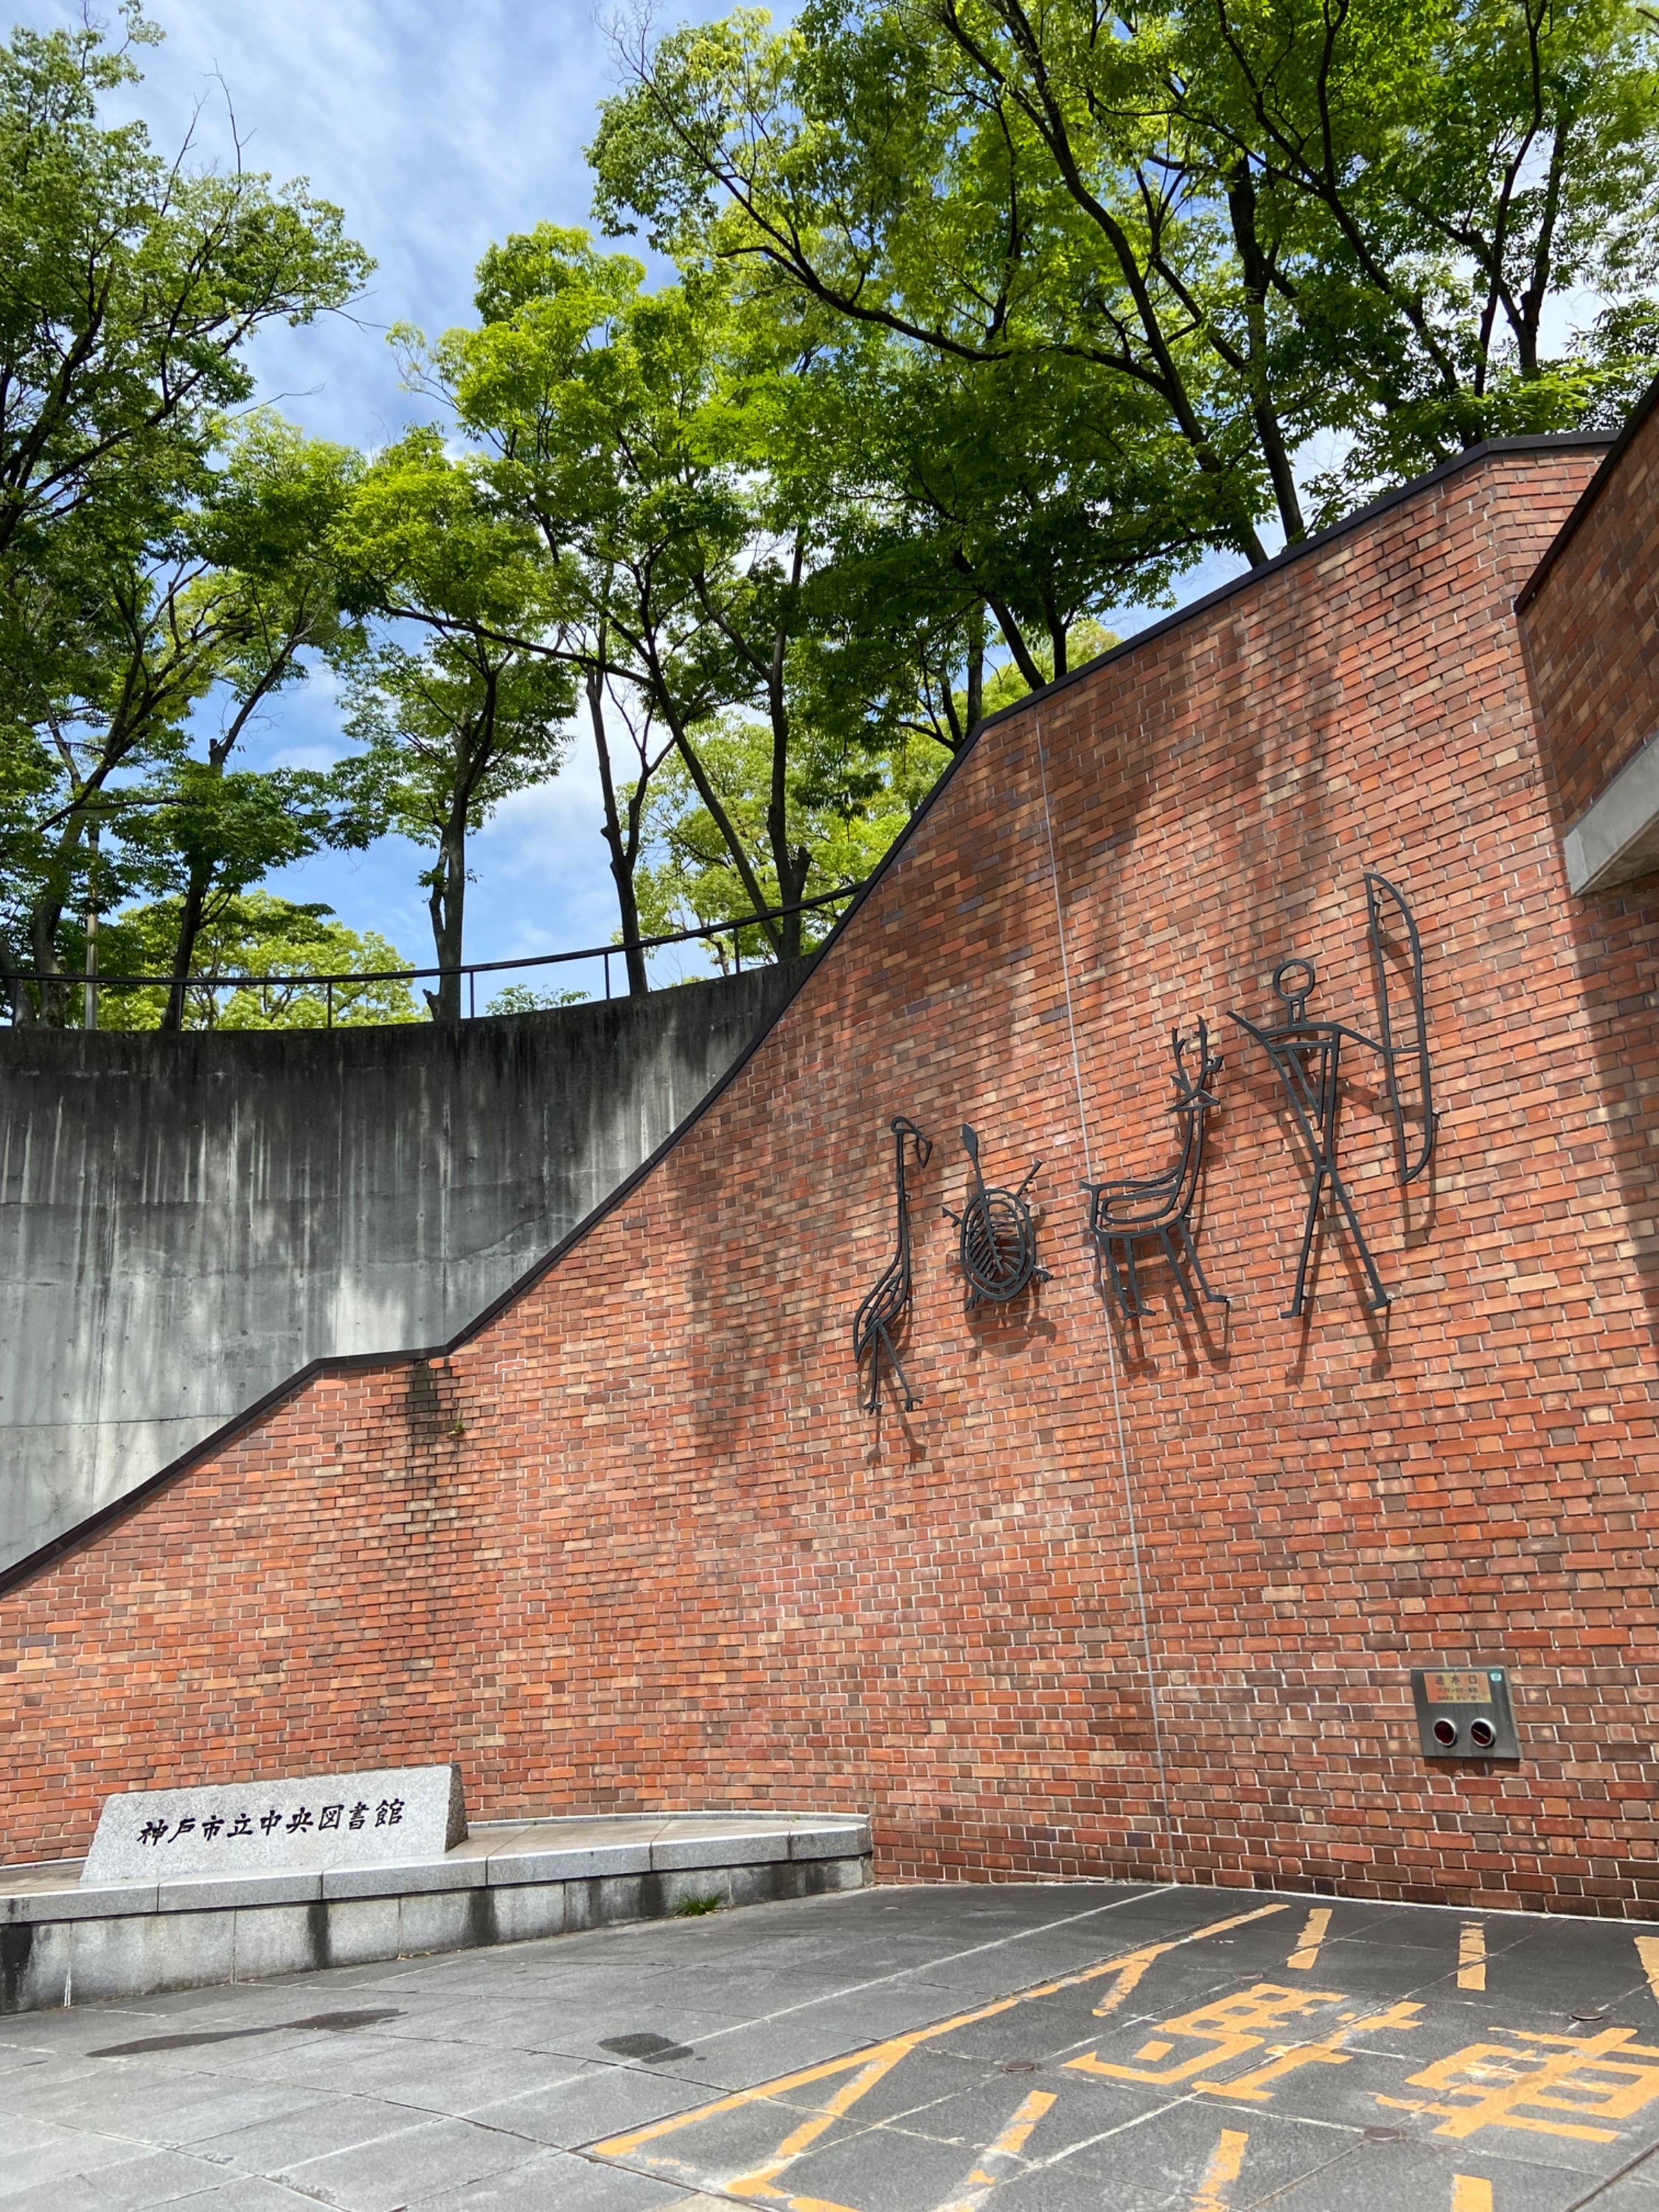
[589,662,650,995]
[0,931,35,1025]
[161,868,210,1033]
[29,891,69,1027]
[965,602,985,738]
[986,596,1046,693]
[764,619,810,961]
[425,813,467,1023]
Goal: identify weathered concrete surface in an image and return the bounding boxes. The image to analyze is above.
[0,967,804,1572]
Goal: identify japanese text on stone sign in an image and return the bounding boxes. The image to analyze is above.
[135,1798,405,1846]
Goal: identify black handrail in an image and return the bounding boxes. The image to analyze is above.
[13,884,864,1026]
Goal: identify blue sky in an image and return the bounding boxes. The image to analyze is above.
[20,0,1251,1001]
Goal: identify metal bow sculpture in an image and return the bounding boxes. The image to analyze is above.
[853,1116,931,1412]
[1083,1021,1228,1319]
[1228,870,1439,1318]
[945,1125,1049,1311]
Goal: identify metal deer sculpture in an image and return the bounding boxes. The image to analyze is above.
[1084,1021,1228,1319]
[852,1116,931,1412]
[945,1125,1049,1310]
[1228,869,1439,1318]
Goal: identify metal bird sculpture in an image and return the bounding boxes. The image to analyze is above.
[852,1116,931,1412]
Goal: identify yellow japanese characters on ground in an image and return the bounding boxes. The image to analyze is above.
[1066,1980,1424,2101]
[1381,2025,1659,2143]
[588,1910,1659,2212]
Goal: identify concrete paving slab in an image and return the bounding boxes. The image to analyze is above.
[414,2146,693,2209]
[0,2144,243,2209]
[270,2111,539,2209]
[1595,2172,1659,2204]
[18,1883,1659,2207]
[192,2088,431,2168]
[102,2183,325,2211]
[466,2059,717,2148]
[234,2031,586,2115]
[0,2113,157,2193]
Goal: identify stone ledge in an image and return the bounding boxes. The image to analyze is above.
[0,1812,870,1925]
[0,1813,872,2013]
[1563,728,1659,891]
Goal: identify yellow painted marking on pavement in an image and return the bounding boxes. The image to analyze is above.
[1088,1902,1293,2019]
[1197,2000,1424,2103]
[1287,1909,1332,1972]
[1452,2179,1493,2212]
[1070,1980,1425,2094]
[1189,2128,1248,2212]
[1395,2022,1659,2143]
[929,2089,1057,2212]
[591,1900,1291,2188]
[1636,1935,1659,2007]
[1458,1924,1486,1992]
[987,2088,1055,2156]
[1091,1947,1162,2018]
[724,2046,914,2200]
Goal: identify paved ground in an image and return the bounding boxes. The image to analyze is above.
[6,1882,1659,2209]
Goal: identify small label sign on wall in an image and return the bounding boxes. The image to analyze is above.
[1411,1668,1519,1759]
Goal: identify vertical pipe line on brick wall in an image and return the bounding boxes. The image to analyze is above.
[1032,710,1175,1884]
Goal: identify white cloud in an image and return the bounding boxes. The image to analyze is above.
[29,0,639,447]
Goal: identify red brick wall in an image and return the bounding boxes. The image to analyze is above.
[1522,386,1659,824]
[12,440,1659,1916]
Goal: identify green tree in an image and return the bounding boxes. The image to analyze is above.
[408,230,1015,975]
[0,7,370,1019]
[1,415,367,1025]
[90,891,421,1029]
[404,232,762,984]
[330,428,575,1020]
[484,981,588,1012]
[630,709,937,966]
[145,417,367,1027]
[591,0,1659,557]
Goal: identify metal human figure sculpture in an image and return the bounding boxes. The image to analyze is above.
[1083,1021,1228,1319]
[1228,871,1438,1318]
[853,1116,931,1412]
[945,1125,1048,1310]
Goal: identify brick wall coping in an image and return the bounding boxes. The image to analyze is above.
[0,425,1610,1610]
[1514,372,1659,613]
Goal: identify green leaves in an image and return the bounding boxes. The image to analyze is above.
[89,892,422,1030]
[0,10,372,1021]
[594,0,1659,547]
[325,426,576,1018]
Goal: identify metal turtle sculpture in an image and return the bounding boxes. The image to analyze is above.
[945,1124,1049,1310]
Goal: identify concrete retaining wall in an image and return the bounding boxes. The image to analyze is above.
[0,966,804,1573]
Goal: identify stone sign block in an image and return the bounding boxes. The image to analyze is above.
[81,1764,467,1883]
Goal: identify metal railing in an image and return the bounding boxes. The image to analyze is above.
[15,885,865,1029]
